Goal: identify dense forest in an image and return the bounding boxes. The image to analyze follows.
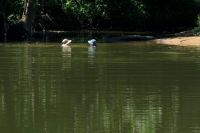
[0,0,200,41]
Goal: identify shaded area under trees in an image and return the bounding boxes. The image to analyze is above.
[0,0,200,41]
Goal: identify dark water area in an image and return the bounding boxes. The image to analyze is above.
[0,42,200,133]
[32,31,155,43]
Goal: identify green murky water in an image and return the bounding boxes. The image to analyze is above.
[0,42,200,133]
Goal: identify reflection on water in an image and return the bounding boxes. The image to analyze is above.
[0,43,200,133]
[88,47,96,67]
[88,46,96,58]
[62,46,71,71]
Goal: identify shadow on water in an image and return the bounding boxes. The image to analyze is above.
[32,31,155,43]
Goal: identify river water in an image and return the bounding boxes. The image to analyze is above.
[0,42,200,133]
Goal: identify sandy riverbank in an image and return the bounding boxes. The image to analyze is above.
[151,36,200,46]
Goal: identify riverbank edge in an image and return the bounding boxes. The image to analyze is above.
[148,30,200,46]
[43,30,200,46]
[150,36,200,46]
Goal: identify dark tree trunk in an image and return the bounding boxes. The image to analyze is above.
[0,0,8,42]
[3,11,8,42]
[20,0,36,39]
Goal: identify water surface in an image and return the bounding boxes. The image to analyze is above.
[0,42,200,133]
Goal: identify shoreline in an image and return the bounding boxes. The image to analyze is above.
[151,36,200,46]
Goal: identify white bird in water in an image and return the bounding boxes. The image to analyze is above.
[88,39,97,47]
[62,38,72,47]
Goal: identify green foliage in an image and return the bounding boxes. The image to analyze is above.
[0,0,23,19]
[62,0,107,28]
[192,14,200,35]
[39,0,199,30]
[1,0,200,41]
[141,0,198,30]
[60,0,147,29]
[197,14,200,27]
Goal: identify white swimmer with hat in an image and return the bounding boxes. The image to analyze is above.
[88,39,97,47]
[62,38,72,47]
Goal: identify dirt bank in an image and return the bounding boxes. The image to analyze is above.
[151,36,200,46]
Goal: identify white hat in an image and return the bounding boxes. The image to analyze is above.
[62,38,72,46]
